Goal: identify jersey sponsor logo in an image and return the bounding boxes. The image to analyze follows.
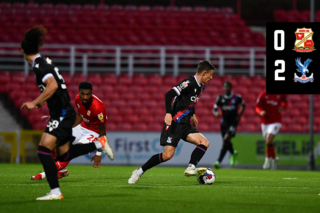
[98,113,104,122]
[80,114,90,123]
[87,110,91,116]
[222,105,236,111]
[293,28,315,52]
[266,100,278,106]
[190,95,200,102]
[294,58,313,83]
[180,80,190,89]
[167,137,172,143]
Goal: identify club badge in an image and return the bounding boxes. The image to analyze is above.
[293,28,315,52]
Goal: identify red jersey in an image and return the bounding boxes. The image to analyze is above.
[75,94,107,134]
[255,92,287,124]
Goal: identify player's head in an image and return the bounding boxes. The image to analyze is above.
[196,60,215,84]
[21,25,47,57]
[223,81,232,95]
[79,81,93,106]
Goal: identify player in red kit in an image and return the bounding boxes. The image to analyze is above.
[31,81,114,180]
[255,92,287,170]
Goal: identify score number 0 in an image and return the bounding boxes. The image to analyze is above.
[274,30,285,81]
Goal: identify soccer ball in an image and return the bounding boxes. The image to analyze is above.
[197,168,215,185]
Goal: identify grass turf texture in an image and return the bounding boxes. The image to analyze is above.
[0,164,319,213]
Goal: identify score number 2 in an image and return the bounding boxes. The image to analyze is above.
[274,30,285,81]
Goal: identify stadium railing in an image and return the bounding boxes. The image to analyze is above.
[0,43,266,76]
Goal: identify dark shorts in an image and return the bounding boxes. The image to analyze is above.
[221,121,238,138]
[160,122,199,148]
[44,111,76,147]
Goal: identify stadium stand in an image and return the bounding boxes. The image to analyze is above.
[0,70,316,133]
[0,2,265,47]
[274,10,320,22]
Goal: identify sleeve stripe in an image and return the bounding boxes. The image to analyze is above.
[42,73,54,83]
[173,87,180,96]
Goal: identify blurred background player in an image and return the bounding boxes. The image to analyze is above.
[213,81,245,169]
[31,81,113,180]
[256,92,287,170]
[20,25,111,200]
[128,60,215,184]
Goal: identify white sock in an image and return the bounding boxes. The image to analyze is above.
[94,141,102,149]
[188,163,195,169]
[51,187,62,196]
[137,168,144,175]
[40,172,46,179]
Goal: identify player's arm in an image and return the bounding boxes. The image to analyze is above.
[91,123,106,169]
[191,108,198,127]
[72,112,83,128]
[212,96,221,118]
[21,77,58,110]
[236,97,246,122]
[255,93,266,116]
[164,89,177,126]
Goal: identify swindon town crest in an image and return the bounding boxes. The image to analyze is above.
[293,28,315,52]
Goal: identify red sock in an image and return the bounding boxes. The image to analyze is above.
[55,161,70,171]
[267,145,276,159]
[269,145,276,159]
[51,150,57,161]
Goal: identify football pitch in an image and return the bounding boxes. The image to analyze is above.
[0,164,319,213]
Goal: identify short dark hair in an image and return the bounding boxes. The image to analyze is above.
[224,81,232,88]
[197,60,215,74]
[21,25,47,55]
[79,81,93,91]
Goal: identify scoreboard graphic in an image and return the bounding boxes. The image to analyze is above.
[266,23,319,94]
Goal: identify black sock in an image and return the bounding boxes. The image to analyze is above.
[226,140,234,155]
[217,144,228,163]
[141,153,164,172]
[57,143,96,162]
[189,144,207,166]
[37,146,59,189]
[217,140,234,162]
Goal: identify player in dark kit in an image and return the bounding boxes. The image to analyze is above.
[129,60,215,184]
[20,26,111,200]
[213,81,245,169]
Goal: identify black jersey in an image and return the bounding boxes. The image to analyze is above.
[171,75,205,124]
[33,56,75,117]
[214,93,244,124]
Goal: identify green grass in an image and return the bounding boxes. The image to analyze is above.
[0,164,319,213]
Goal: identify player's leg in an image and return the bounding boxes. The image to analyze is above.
[36,133,64,200]
[129,146,176,184]
[31,125,83,180]
[54,120,103,162]
[227,124,238,166]
[267,123,281,170]
[215,124,228,169]
[128,123,180,184]
[184,131,209,177]
[262,124,271,169]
